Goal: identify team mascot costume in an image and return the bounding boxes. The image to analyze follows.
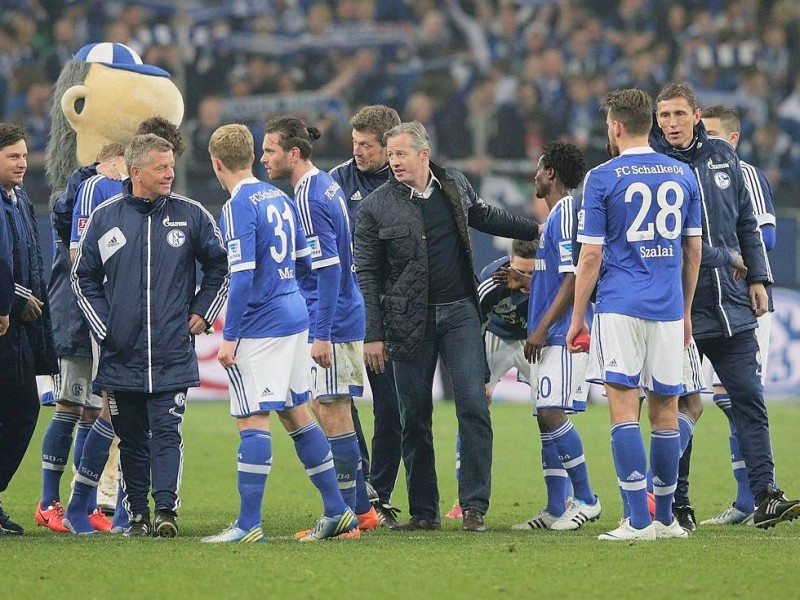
[42,42,184,519]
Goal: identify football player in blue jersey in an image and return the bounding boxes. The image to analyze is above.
[569,88,703,541]
[37,143,125,535]
[330,105,403,526]
[201,124,358,543]
[652,83,800,530]
[513,141,602,532]
[262,116,377,534]
[696,105,777,526]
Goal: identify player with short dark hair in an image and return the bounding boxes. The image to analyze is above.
[36,142,126,536]
[513,141,601,532]
[570,88,703,541]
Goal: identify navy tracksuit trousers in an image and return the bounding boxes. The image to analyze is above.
[677,330,774,502]
[108,389,186,517]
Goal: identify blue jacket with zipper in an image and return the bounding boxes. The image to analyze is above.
[71,180,229,393]
[649,120,771,339]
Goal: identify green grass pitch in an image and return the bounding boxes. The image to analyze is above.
[2,399,799,599]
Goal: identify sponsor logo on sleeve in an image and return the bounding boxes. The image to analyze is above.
[227,239,242,262]
[559,240,573,262]
[307,235,322,259]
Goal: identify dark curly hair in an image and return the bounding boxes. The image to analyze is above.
[540,141,586,190]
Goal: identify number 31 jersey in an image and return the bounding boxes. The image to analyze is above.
[219,177,310,340]
[577,147,702,322]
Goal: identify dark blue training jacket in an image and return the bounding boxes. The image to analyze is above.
[48,164,98,358]
[71,180,229,393]
[649,120,771,339]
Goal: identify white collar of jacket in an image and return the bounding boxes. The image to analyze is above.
[402,168,442,199]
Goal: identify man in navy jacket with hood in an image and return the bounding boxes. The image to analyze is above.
[650,83,800,530]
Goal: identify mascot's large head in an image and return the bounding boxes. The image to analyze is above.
[45,42,184,200]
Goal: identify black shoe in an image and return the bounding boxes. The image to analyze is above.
[673,503,697,533]
[124,514,151,537]
[753,484,800,529]
[375,502,402,528]
[388,517,440,531]
[365,481,380,506]
[0,500,23,535]
[154,510,178,538]
[462,509,486,532]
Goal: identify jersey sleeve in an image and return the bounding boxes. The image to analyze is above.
[70,175,99,249]
[683,175,702,237]
[220,196,257,274]
[743,164,776,228]
[555,201,576,273]
[296,178,341,270]
[576,170,606,245]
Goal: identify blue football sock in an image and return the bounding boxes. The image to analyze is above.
[611,422,649,529]
[541,433,568,517]
[236,429,272,531]
[716,395,754,512]
[328,432,360,511]
[66,417,114,533]
[677,412,694,457]
[291,422,348,517]
[73,420,95,510]
[650,429,680,524]
[112,480,129,530]
[354,460,372,514]
[41,411,79,505]
[611,436,630,518]
[551,420,595,505]
[73,420,92,471]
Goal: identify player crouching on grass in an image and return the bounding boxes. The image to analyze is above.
[201,124,358,543]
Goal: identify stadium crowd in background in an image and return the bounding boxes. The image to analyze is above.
[2,0,800,207]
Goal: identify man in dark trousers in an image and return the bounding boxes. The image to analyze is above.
[354,121,538,532]
[330,104,403,526]
[651,83,800,530]
[0,122,58,534]
[72,133,229,537]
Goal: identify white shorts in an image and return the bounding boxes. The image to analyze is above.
[310,341,365,401]
[226,332,312,417]
[529,345,588,414]
[52,356,103,409]
[484,331,529,388]
[702,311,772,390]
[588,313,685,396]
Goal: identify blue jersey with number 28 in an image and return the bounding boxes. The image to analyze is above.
[577,147,702,321]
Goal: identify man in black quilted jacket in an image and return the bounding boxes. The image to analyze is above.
[354,121,538,532]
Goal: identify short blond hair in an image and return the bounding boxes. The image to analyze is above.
[209,124,254,171]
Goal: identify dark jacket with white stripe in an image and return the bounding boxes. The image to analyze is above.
[71,180,229,393]
[650,121,771,339]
